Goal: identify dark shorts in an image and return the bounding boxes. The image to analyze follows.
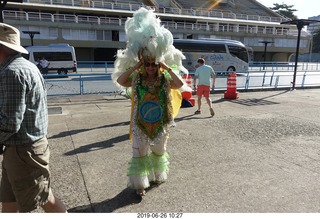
[0,137,53,212]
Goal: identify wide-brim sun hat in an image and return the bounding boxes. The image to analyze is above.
[0,23,28,54]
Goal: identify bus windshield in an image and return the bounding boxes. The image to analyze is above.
[228,45,249,63]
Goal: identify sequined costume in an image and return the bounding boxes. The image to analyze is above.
[127,70,176,189]
[111,7,190,192]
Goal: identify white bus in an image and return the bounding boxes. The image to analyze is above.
[173,39,250,74]
[23,44,77,74]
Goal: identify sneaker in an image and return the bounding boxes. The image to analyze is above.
[210,108,215,117]
[194,110,201,114]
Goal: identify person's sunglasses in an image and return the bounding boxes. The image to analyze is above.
[145,62,158,67]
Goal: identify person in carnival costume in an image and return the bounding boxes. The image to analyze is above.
[112,7,190,196]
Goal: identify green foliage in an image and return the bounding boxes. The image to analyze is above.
[270,3,298,19]
[312,29,320,53]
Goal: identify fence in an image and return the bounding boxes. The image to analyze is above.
[250,62,320,72]
[18,0,290,23]
[45,68,320,96]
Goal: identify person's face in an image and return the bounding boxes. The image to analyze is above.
[144,61,158,76]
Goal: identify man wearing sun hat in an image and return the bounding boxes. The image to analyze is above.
[0,23,67,213]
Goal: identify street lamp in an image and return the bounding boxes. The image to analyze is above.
[22,31,40,46]
[281,19,320,90]
[259,41,273,70]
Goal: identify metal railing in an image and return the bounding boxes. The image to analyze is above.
[238,71,320,90]
[44,63,320,96]
[14,0,291,23]
[250,62,320,71]
[3,10,294,37]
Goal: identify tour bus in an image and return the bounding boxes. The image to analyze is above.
[173,38,250,74]
[23,44,77,74]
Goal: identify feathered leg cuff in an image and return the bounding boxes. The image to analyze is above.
[149,152,170,183]
[127,155,154,189]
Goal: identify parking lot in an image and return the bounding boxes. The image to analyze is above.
[1,89,320,214]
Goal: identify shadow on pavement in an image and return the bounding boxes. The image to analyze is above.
[175,113,214,122]
[49,121,130,139]
[68,183,164,212]
[212,90,289,105]
[64,133,130,155]
[68,187,142,213]
[229,98,279,106]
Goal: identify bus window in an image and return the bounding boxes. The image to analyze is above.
[176,43,226,53]
[33,52,73,61]
[173,39,249,73]
[228,45,249,63]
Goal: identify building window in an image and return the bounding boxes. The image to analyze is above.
[112,30,119,41]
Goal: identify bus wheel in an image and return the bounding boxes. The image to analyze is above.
[58,69,68,74]
[227,66,236,72]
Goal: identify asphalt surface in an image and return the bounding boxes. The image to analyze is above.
[1,88,320,213]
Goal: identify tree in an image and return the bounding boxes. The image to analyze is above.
[270,3,298,20]
[312,29,320,53]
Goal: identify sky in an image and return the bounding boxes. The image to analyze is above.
[256,0,319,19]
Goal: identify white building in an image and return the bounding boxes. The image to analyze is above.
[307,15,320,33]
[3,0,313,62]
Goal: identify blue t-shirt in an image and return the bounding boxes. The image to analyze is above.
[194,64,214,86]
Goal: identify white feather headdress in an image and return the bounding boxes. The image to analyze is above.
[112,7,189,89]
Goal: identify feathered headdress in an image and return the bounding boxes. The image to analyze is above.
[112,7,189,89]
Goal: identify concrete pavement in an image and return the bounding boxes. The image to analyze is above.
[1,89,320,213]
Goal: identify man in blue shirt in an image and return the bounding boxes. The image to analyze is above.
[193,58,216,117]
[0,23,67,212]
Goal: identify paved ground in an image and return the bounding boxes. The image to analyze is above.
[1,88,320,213]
